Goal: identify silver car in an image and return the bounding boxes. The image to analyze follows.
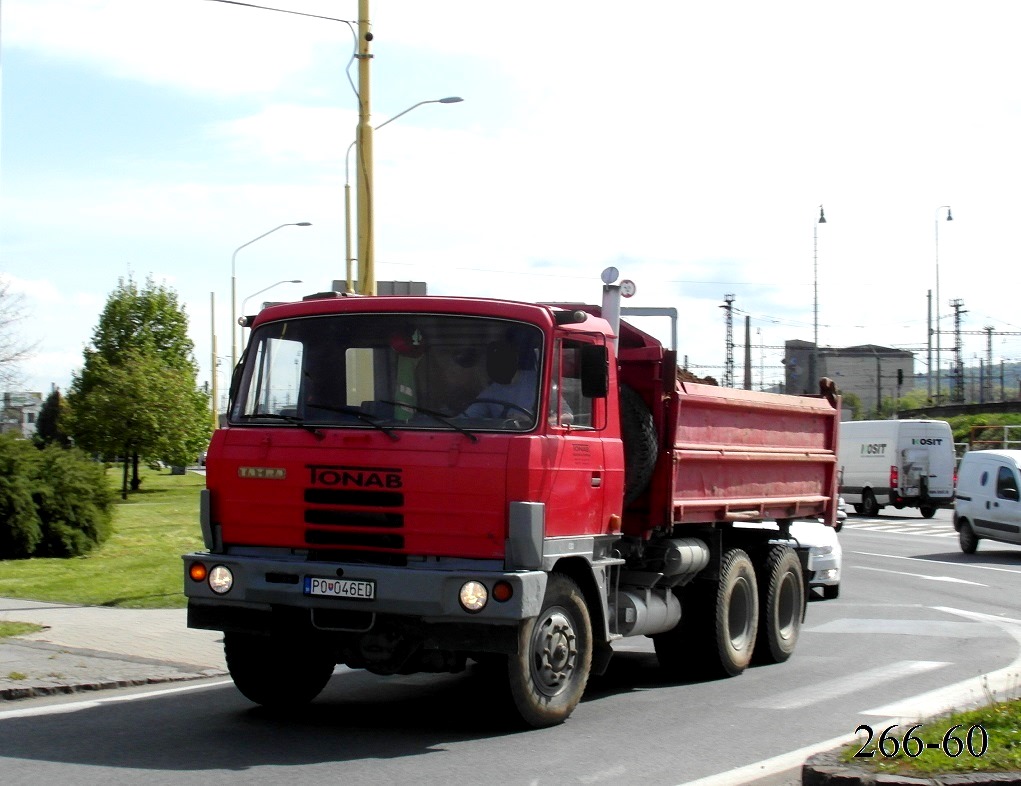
[790,520,842,600]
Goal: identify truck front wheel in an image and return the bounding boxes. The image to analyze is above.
[753,546,803,664]
[507,573,592,727]
[861,489,880,517]
[224,631,335,709]
[712,549,759,677]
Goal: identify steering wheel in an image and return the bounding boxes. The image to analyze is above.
[470,398,535,420]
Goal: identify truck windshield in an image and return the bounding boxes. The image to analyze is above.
[230,314,545,433]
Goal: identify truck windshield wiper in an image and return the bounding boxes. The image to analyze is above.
[379,401,479,443]
[303,403,400,441]
[238,412,324,440]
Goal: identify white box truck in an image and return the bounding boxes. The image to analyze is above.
[838,419,956,518]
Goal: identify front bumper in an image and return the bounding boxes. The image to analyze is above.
[183,551,548,627]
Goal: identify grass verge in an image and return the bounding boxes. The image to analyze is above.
[0,622,44,639]
[0,467,204,609]
[840,697,1021,776]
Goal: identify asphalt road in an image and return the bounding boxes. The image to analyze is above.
[1,507,1018,786]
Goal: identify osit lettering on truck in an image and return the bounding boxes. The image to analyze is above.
[837,419,956,519]
[184,274,841,727]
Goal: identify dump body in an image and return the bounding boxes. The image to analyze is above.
[184,290,841,727]
[610,313,840,535]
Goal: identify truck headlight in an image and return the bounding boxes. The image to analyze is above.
[459,580,488,613]
[208,565,234,594]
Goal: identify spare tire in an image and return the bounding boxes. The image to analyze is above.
[620,385,658,505]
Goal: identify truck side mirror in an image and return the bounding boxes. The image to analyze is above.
[579,344,609,398]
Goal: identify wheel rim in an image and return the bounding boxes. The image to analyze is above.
[727,576,754,650]
[776,571,799,641]
[529,607,578,698]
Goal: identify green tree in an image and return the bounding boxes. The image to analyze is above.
[34,388,71,448]
[840,391,862,420]
[65,277,212,498]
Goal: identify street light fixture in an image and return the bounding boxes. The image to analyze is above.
[241,277,302,324]
[231,223,311,369]
[810,204,827,393]
[933,205,953,403]
[344,97,464,293]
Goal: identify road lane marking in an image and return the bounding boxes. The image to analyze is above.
[854,564,987,586]
[850,550,1021,576]
[862,607,1021,718]
[688,607,1021,786]
[0,679,234,721]
[745,660,948,710]
[806,618,996,637]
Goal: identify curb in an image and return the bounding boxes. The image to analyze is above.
[803,749,1021,785]
[0,671,227,701]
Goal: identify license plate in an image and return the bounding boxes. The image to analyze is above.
[304,576,376,600]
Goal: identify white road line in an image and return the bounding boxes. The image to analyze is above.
[854,564,987,586]
[0,679,233,721]
[745,660,948,710]
[689,607,1021,786]
[850,550,1021,576]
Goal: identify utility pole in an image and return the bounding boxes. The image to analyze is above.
[951,298,967,403]
[721,294,735,388]
[355,0,376,295]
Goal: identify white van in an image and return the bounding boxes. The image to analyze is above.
[954,449,1021,553]
[837,419,956,518]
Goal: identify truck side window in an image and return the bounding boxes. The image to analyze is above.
[996,467,1020,501]
[553,338,604,430]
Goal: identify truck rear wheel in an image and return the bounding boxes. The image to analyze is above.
[920,506,937,519]
[224,631,335,709]
[507,573,592,727]
[753,546,803,664]
[711,549,759,677]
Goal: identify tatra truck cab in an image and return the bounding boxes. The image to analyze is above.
[184,281,840,727]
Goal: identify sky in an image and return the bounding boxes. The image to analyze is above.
[3,0,1021,406]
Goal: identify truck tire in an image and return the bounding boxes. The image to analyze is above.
[753,546,804,664]
[620,385,658,505]
[861,489,880,517]
[710,549,759,677]
[224,631,335,709]
[959,520,979,554]
[507,573,592,727]
[920,506,937,519]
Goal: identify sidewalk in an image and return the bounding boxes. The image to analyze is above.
[0,597,226,700]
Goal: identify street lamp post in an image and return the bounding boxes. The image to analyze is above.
[811,205,827,394]
[933,205,953,403]
[231,223,311,369]
[240,279,303,350]
[344,97,463,293]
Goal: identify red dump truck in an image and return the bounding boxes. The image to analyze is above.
[184,279,840,727]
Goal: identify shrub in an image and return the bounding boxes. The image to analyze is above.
[0,436,43,558]
[31,444,114,557]
[0,433,113,559]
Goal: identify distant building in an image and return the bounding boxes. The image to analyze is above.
[785,342,914,417]
[1,391,43,439]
